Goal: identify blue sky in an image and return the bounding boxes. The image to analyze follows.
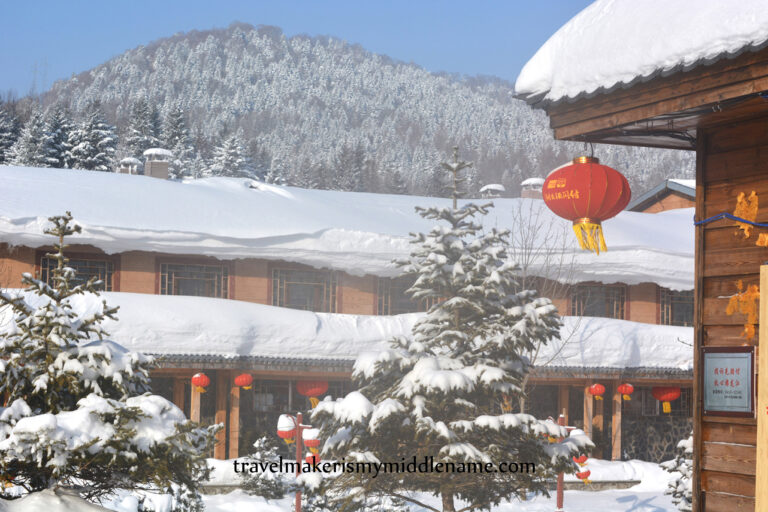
[0,1,591,96]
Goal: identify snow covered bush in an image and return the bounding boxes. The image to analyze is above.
[0,212,216,510]
[312,150,592,512]
[662,433,693,512]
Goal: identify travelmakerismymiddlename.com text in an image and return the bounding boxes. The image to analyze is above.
[233,456,535,478]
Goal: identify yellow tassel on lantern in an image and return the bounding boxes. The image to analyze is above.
[243,385,252,390]
[573,218,607,255]
[283,438,295,445]
[594,396,603,401]
[623,394,631,401]
[310,447,319,454]
[309,397,320,408]
[662,401,671,414]
[195,386,207,393]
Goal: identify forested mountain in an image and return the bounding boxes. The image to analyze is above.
[22,22,692,195]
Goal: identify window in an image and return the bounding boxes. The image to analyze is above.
[40,256,114,291]
[660,288,693,326]
[160,263,228,298]
[570,284,625,319]
[272,268,337,312]
[638,387,691,417]
[377,276,432,315]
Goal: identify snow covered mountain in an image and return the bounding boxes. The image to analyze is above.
[40,22,693,195]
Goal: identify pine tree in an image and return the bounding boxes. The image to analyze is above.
[125,98,161,159]
[388,168,408,194]
[0,213,216,509]
[163,105,193,178]
[6,109,48,168]
[42,106,73,168]
[264,156,286,185]
[312,149,592,512]
[0,108,18,165]
[207,131,254,178]
[67,103,117,171]
[662,433,693,512]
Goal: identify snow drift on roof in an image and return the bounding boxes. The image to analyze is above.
[0,291,691,370]
[515,0,768,104]
[0,165,693,289]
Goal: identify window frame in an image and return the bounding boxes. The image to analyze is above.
[570,283,627,319]
[659,287,694,327]
[36,250,119,292]
[158,260,231,299]
[271,267,338,312]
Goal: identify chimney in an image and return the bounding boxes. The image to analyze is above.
[142,148,173,179]
[520,177,544,199]
[118,157,142,175]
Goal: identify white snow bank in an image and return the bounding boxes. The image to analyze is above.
[0,290,691,369]
[563,458,671,490]
[0,165,693,289]
[0,488,111,511]
[515,0,768,103]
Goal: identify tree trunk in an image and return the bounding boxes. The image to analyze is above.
[442,492,456,512]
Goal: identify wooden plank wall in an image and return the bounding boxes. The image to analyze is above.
[697,118,768,511]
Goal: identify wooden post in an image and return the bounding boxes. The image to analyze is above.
[296,412,303,512]
[558,385,570,425]
[593,390,604,459]
[611,383,622,461]
[583,385,593,439]
[755,265,768,510]
[229,383,240,459]
[190,383,201,423]
[172,378,185,411]
[214,371,228,459]
[556,413,566,512]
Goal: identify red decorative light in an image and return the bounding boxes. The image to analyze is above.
[617,383,634,401]
[652,387,681,414]
[191,373,210,393]
[234,373,253,390]
[543,157,631,254]
[588,383,606,400]
[276,414,297,444]
[306,454,321,465]
[303,438,321,448]
[576,470,591,482]
[573,455,588,466]
[297,380,329,408]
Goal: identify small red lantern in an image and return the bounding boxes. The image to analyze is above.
[617,383,634,401]
[306,453,321,465]
[303,427,321,453]
[297,380,329,408]
[588,383,606,400]
[576,470,591,483]
[573,455,588,466]
[652,387,681,414]
[191,373,210,393]
[277,414,296,444]
[543,157,631,254]
[234,373,253,390]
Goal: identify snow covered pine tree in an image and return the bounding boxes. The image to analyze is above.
[662,433,693,512]
[0,213,217,510]
[312,149,592,512]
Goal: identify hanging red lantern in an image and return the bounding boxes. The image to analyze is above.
[543,157,631,254]
[297,380,329,408]
[306,453,321,465]
[652,387,681,414]
[190,373,210,393]
[303,428,321,448]
[276,414,297,444]
[588,383,606,400]
[617,383,634,401]
[573,455,588,466]
[234,373,253,390]
[576,470,591,483]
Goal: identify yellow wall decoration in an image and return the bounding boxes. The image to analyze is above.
[734,191,758,239]
[725,280,759,339]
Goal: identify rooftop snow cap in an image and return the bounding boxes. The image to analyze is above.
[520,177,544,199]
[514,0,768,106]
[480,183,505,198]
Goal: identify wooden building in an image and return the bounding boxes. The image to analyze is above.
[515,3,768,510]
[0,165,694,462]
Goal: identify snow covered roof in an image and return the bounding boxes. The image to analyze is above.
[13,292,688,373]
[0,165,694,289]
[479,183,506,193]
[515,0,768,105]
[142,148,174,158]
[119,157,142,166]
[627,178,695,212]
[521,177,544,188]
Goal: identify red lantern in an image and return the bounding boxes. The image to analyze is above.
[588,383,606,400]
[306,453,321,465]
[234,373,253,390]
[191,373,210,393]
[652,387,681,414]
[543,157,631,254]
[573,455,588,466]
[297,380,329,408]
[276,414,296,444]
[617,383,634,401]
[576,470,591,483]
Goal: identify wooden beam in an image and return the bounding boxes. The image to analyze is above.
[190,385,201,423]
[611,384,622,461]
[172,378,185,411]
[214,371,228,460]
[229,384,240,459]
[593,391,604,459]
[583,386,593,439]
[754,265,768,510]
[558,385,569,425]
